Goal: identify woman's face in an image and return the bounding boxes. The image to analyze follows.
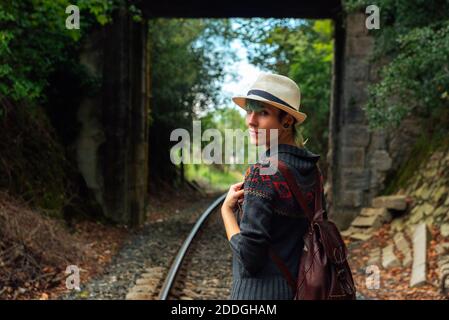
[245,100,292,146]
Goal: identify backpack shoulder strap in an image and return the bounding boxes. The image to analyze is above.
[266,159,323,295]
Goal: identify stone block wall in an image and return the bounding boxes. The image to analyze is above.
[327,12,374,228]
[327,12,420,229]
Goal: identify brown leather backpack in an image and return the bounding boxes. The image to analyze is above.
[269,160,356,300]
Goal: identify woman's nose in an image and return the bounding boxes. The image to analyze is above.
[247,112,258,126]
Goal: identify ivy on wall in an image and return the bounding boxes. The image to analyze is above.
[344,0,449,130]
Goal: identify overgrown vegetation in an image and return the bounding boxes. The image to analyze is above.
[384,125,449,195]
[148,18,235,184]
[0,1,126,298]
[343,0,449,195]
[0,103,68,215]
[0,0,123,215]
[0,0,119,105]
[344,0,449,130]
[0,192,86,299]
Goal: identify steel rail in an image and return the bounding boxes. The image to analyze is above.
[158,193,227,300]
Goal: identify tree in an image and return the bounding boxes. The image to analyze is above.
[344,0,449,130]
[147,18,235,185]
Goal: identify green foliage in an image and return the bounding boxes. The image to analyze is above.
[344,0,449,130]
[0,0,118,104]
[149,18,234,128]
[148,18,236,181]
[0,0,121,214]
[365,22,449,129]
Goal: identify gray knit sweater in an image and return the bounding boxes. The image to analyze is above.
[228,144,325,300]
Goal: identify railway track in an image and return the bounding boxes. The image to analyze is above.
[126,193,232,300]
[117,193,369,301]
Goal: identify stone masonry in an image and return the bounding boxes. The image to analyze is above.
[327,12,422,229]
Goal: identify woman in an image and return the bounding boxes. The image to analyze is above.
[221,72,326,300]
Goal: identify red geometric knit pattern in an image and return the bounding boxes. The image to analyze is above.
[243,163,316,218]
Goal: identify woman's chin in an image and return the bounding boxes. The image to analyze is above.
[249,137,267,147]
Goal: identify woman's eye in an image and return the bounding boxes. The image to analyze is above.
[260,111,268,116]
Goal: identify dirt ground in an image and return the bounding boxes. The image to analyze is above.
[0,187,209,300]
[346,223,449,300]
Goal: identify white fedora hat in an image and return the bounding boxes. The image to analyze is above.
[232,72,307,124]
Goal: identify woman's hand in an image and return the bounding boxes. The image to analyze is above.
[222,181,244,210]
[221,181,244,240]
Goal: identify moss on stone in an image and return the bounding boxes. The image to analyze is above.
[384,128,449,195]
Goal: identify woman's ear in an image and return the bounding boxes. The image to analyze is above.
[283,114,294,128]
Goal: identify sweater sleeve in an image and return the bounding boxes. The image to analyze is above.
[229,163,277,276]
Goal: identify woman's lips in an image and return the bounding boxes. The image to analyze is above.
[249,129,258,136]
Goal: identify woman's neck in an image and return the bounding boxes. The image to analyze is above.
[266,135,296,148]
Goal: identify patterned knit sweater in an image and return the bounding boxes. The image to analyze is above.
[228,144,326,300]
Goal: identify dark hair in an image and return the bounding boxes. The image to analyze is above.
[277,109,288,122]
